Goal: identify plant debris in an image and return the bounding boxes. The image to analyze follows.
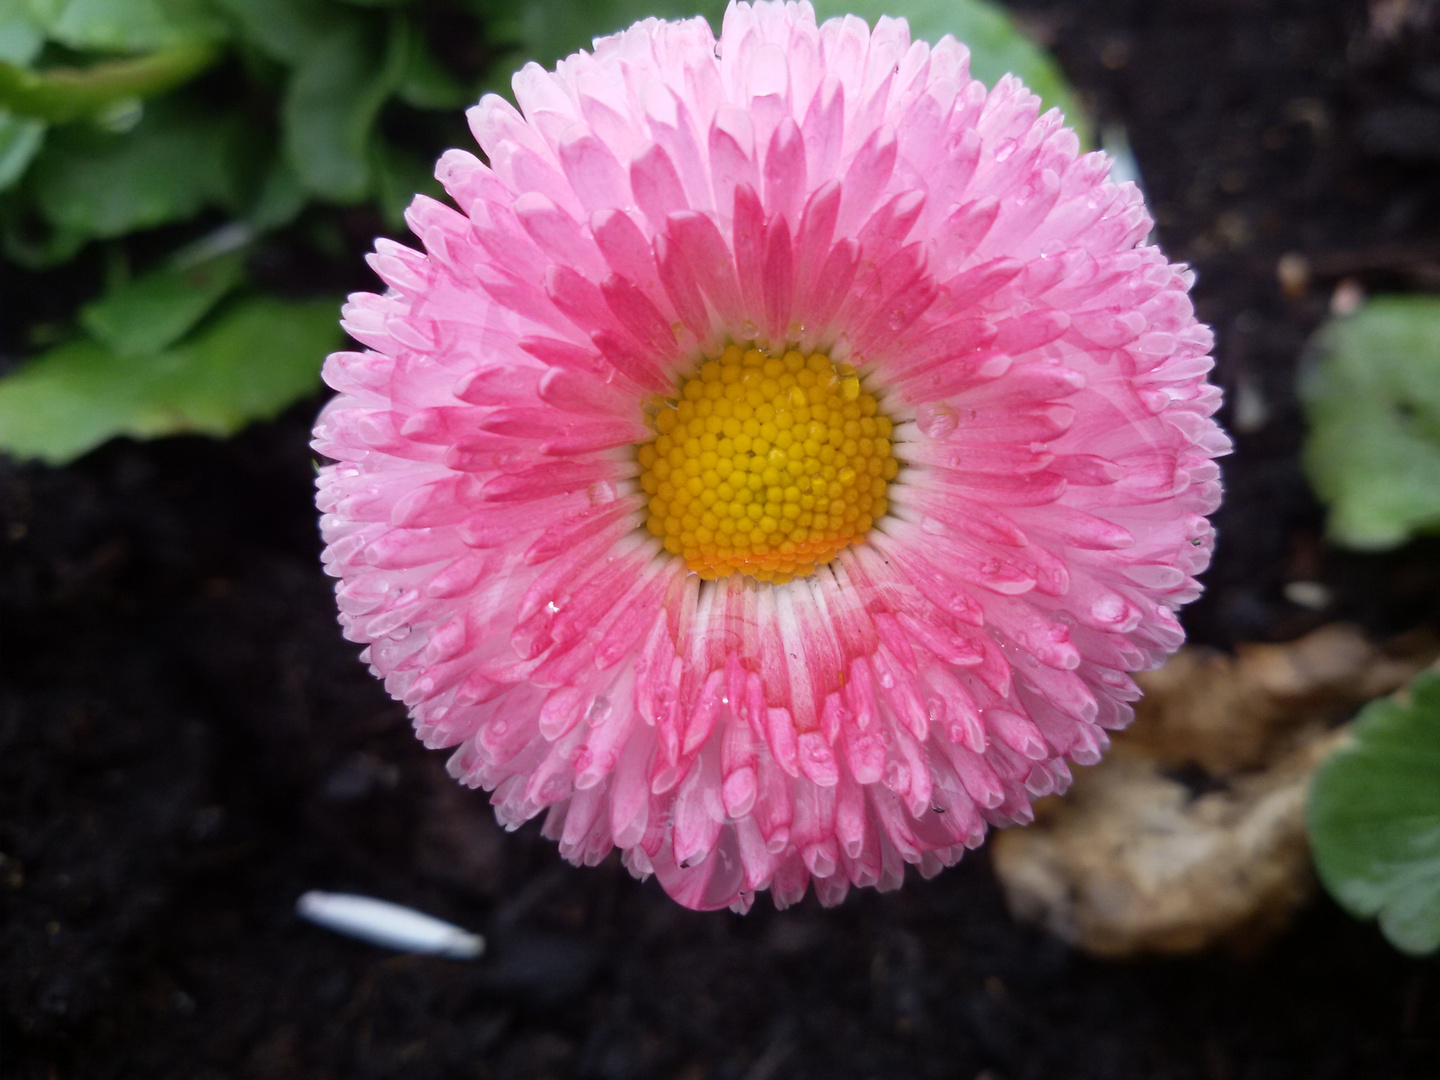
[992,625,1439,956]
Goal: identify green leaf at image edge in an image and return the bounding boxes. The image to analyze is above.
[0,42,218,123]
[1307,670,1440,955]
[1300,296,1440,550]
[0,296,342,464]
[0,3,45,65]
[23,0,230,52]
[210,0,343,67]
[0,112,45,189]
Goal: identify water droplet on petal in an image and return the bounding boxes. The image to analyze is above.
[916,401,959,439]
[883,760,908,792]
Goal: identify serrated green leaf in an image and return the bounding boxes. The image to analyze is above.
[1300,296,1440,550]
[210,0,341,66]
[0,112,44,188]
[1308,670,1440,955]
[282,13,407,202]
[0,296,341,463]
[810,0,1088,143]
[80,249,246,357]
[24,0,228,51]
[0,42,217,122]
[0,1,45,63]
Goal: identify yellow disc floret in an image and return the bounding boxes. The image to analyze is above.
[636,345,900,585]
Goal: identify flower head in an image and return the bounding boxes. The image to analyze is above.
[314,0,1228,911]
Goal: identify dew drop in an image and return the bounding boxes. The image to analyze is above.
[587,694,612,725]
[883,760,909,792]
[916,401,959,439]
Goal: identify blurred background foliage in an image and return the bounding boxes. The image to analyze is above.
[0,0,1077,463]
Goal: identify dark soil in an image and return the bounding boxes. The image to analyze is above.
[4,1,1440,1077]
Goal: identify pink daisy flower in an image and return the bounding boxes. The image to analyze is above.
[314,0,1228,912]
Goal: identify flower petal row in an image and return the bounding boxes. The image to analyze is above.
[313,0,1229,911]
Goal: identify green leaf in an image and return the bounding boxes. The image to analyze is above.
[0,1,45,63]
[210,0,341,66]
[371,137,439,230]
[0,200,86,266]
[0,42,217,122]
[396,32,467,109]
[810,0,1089,143]
[1300,296,1440,550]
[282,13,408,201]
[79,249,246,356]
[24,0,228,52]
[0,295,342,463]
[1308,670,1440,955]
[0,112,44,188]
[247,153,306,230]
[29,102,245,237]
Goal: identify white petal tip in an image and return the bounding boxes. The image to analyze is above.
[296,891,485,960]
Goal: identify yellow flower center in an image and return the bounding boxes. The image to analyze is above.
[636,345,899,585]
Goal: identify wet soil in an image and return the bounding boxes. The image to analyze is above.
[4,0,1440,1077]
